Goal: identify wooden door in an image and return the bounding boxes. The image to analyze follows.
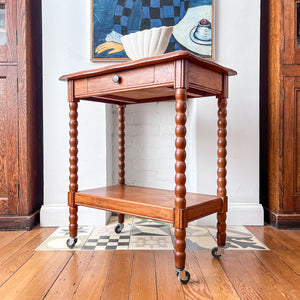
[283,77,300,212]
[0,0,16,62]
[0,66,18,214]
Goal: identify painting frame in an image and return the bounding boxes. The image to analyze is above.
[91,0,214,61]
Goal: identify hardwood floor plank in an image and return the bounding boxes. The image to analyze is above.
[101,251,134,300]
[274,250,300,275]
[263,226,300,251]
[183,251,213,300]
[0,227,299,299]
[0,251,72,299]
[253,251,300,290]
[219,251,262,299]
[283,231,300,251]
[246,226,289,250]
[237,251,297,299]
[72,251,113,300]
[0,231,24,250]
[0,227,53,266]
[44,251,93,299]
[0,227,56,286]
[290,290,300,299]
[284,230,300,241]
[194,251,240,300]
[155,251,185,300]
[129,251,156,300]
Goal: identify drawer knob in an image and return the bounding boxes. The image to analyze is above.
[112,74,120,83]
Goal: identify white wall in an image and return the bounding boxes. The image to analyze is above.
[112,0,263,225]
[40,0,114,226]
[41,0,263,226]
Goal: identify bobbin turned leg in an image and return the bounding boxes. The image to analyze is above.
[174,88,190,284]
[212,96,228,258]
[67,101,79,249]
[115,105,125,234]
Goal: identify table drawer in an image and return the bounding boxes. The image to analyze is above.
[74,66,155,97]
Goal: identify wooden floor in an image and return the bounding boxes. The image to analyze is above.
[0,225,299,299]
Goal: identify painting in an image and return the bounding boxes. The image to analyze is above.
[91,0,214,60]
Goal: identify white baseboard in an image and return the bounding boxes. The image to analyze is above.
[192,203,264,226]
[40,203,264,227]
[40,205,111,227]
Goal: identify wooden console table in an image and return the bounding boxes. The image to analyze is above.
[60,50,236,284]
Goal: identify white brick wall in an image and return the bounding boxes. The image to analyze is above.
[111,100,197,191]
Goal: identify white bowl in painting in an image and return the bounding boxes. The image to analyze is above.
[121,26,173,60]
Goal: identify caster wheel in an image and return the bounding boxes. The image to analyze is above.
[176,269,191,285]
[211,247,223,258]
[66,237,78,249]
[114,223,124,234]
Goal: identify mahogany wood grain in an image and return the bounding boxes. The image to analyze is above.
[0,0,16,62]
[118,105,125,224]
[0,251,72,299]
[87,66,155,94]
[283,0,296,64]
[101,251,133,300]
[174,88,187,270]
[283,77,300,212]
[129,251,156,300]
[0,0,43,229]
[60,50,236,81]
[266,0,283,214]
[155,251,185,299]
[0,66,18,215]
[118,105,125,185]
[264,0,300,227]
[189,63,223,93]
[69,101,78,238]
[194,251,240,299]
[44,251,93,299]
[75,185,223,224]
[216,96,228,246]
[16,0,43,217]
[62,51,236,279]
[0,227,55,286]
[72,251,113,300]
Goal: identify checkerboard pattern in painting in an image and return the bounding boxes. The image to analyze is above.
[113,0,190,51]
[83,235,130,250]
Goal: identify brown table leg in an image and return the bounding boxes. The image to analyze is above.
[116,105,125,233]
[174,88,190,284]
[216,96,228,250]
[67,101,79,248]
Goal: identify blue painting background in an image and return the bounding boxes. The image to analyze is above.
[92,0,212,59]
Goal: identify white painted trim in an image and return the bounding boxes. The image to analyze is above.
[193,203,264,226]
[40,203,263,227]
[40,205,111,227]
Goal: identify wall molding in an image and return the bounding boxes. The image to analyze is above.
[40,205,111,227]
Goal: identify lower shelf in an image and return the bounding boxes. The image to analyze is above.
[75,185,225,224]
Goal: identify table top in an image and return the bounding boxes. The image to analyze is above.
[60,50,237,81]
[60,50,237,105]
